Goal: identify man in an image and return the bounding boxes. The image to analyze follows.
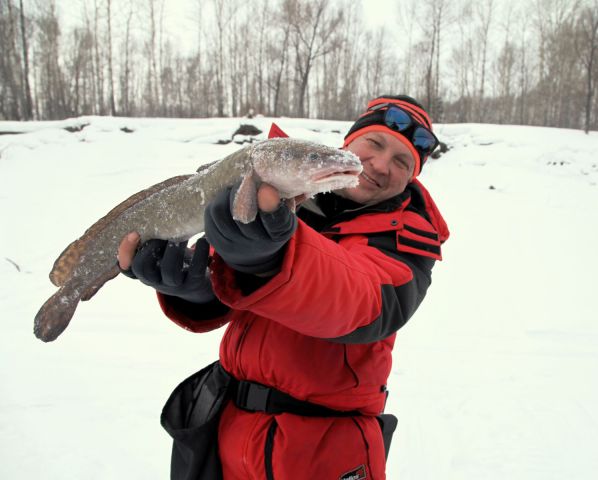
[118,95,449,479]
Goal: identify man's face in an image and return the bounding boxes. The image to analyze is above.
[336,131,416,205]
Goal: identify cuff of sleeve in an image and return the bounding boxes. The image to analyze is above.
[225,249,284,275]
[210,231,298,310]
[157,292,230,333]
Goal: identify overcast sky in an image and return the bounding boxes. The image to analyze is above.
[54,0,399,54]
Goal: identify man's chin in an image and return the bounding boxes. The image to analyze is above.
[335,186,371,204]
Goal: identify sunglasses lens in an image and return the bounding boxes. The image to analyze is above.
[384,107,411,132]
[412,127,438,153]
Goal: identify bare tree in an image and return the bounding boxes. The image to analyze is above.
[449,1,475,121]
[255,0,270,113]
[18,0,32,119]
[35,0,69,119]
[517,12,530,125]
[226,1,241,116]
[0,0,23,119]
[120,1,135,116]
[144,0,164,114]
[532,0,581,125]
[475,0,494,122]
[396,0,418,94]
[92,0,105,114]
[416,0,447,118]
[363,28,389,101]
[316,1,364,119]
[495,0,517,123]
[106,0,116,115]
[267,6,292,117]
[212,0,235,116]
[577,1,598,133]
[284,0,343,117]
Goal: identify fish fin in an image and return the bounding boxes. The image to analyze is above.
[34,283,81,342]
[49,174,193,287]
[232,172,258,223]
[49,238,83,286]
[80,264,120,301]
[196,159,218,174]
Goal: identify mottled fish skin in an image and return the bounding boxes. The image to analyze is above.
[34,138,363,342]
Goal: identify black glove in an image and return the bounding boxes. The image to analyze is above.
[204,184,297,275]
[121,237,215,304]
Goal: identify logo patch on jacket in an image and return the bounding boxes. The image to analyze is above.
[339,465,367,480]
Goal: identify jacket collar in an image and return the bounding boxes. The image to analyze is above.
[298,190,412,235]
[310,190,410,220]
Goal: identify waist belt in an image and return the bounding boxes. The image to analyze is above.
[231,378,359,417]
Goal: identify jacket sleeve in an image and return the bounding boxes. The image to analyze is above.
[156,293,231,333]
[210,218,436,343]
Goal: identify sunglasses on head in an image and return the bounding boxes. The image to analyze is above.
[368,103,439,157]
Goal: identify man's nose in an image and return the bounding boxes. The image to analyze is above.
[368,153,392,174]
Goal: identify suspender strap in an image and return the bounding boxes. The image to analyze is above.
[231,378,359,417]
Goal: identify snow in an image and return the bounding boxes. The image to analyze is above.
[1,116,597,479]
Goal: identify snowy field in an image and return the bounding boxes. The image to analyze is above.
[1,115,597,479]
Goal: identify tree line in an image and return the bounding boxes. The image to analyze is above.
[1,0,597,132]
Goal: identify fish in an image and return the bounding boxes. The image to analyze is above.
[34,137,363,342]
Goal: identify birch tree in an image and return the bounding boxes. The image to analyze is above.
[577,1,598,133]
[284,0,343,117]
[18,0,32,119]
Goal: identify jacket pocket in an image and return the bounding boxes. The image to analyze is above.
[264,418,278,480]
[160,361,233,480]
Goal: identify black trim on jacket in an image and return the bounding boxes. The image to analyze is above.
[326,232,435,344]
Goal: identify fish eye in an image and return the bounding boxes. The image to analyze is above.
[308,153,320,162]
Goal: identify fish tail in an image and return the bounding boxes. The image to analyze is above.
[34,284,81,342]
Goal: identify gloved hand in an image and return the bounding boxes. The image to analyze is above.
[120,236,215,304]
[204,183,297,275]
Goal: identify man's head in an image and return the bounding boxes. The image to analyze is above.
[337,95,437,205]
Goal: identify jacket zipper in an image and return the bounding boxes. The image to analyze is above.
[235,320,252,377]
[264,419,278,480]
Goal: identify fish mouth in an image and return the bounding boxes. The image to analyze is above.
[312,168,362,184]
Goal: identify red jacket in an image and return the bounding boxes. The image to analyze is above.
[157,126,449,416]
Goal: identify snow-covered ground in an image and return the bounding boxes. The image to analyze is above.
[1,115,597,479]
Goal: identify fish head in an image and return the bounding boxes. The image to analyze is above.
[249,138,363,199]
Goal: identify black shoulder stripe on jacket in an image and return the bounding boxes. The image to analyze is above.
[396,210,443,260]
[397,235,441,256]
[326,232,435,344]
[403,223,439,241]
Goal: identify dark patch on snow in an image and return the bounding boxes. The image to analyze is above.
[431,141,450,159]
[233,124,262,137]
[64,123,89,133]
[5,257,21,272]
[546,160,570,166]
[0,130,25,136]
[233,137,259,144]
[216,124,262,145]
